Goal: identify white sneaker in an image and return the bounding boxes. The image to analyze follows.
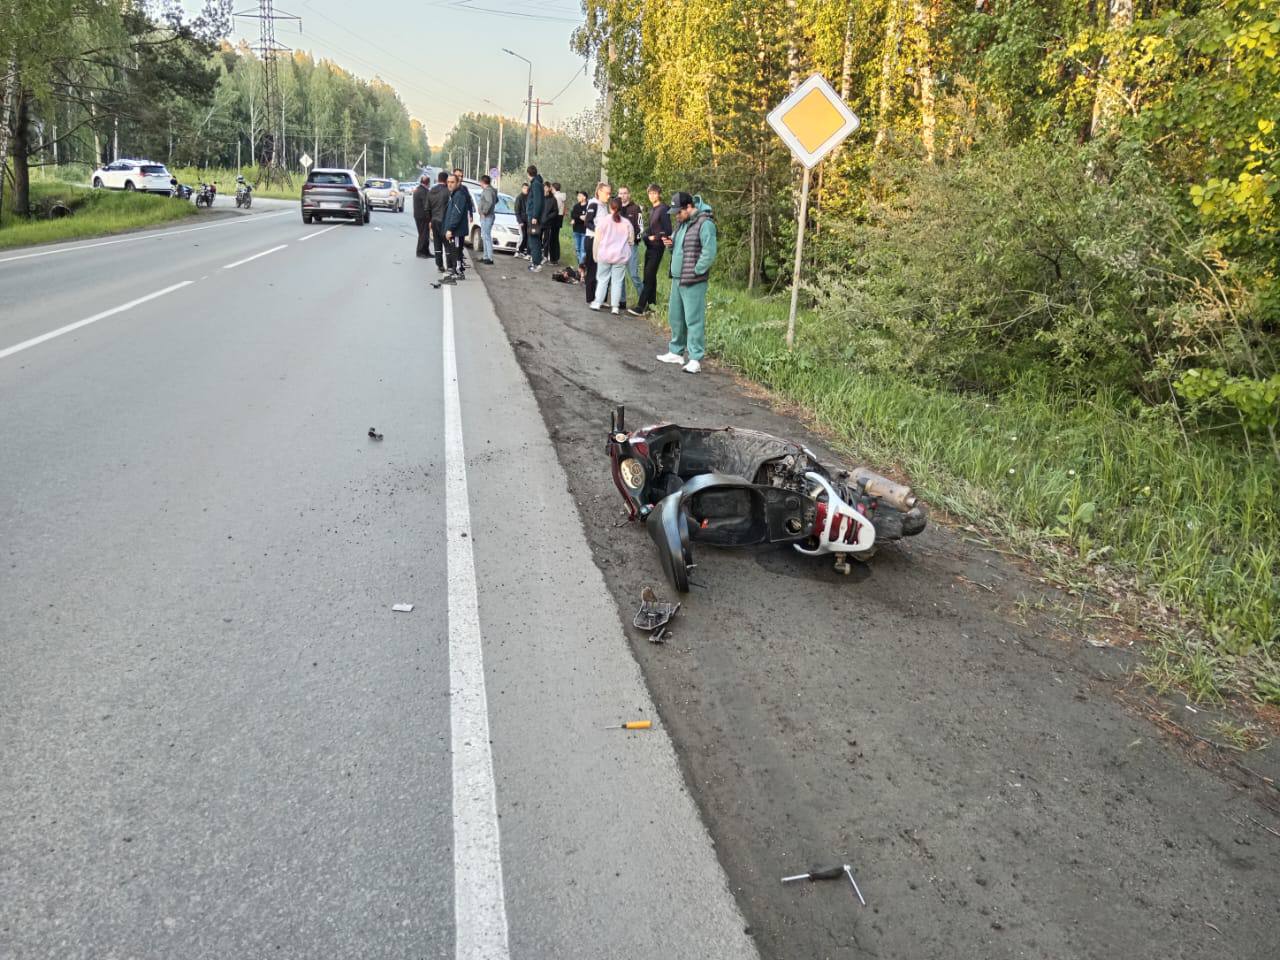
[611,307,619,315]
[683,359,701,374]
[656,352,684,365]
[590,303,602,311]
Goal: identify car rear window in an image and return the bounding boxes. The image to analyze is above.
[309,172,353,186]
[365,179,393,189]
[141,165,167,175]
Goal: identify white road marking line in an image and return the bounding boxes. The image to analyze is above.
[443,285,511,960]
[221,244,287,270]
[297,224,340,242]
[0,211,291,265]
[0,281,193,361]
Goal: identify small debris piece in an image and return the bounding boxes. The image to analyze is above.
[650,626,668,644]
[368,427,384,441]
[604,720,652,730]
[392,603,414,613]
[634,585,680,633]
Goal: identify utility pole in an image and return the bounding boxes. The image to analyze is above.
[382,139,386,178]
[530,98,553,158]
[236,2,301,190]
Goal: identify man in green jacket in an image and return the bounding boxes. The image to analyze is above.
[656,192,717,374]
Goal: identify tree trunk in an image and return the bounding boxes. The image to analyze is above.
[600,38,615,181]
[913,0,937,162]
[89,94,101,166]
[748,176,758,290]
[1089,0,1135,139]
[0,54,16,225]
[874,0,901,152]
[839,11,854,101]
[11,87,31,216]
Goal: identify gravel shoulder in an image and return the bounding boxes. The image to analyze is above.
[477,262,1279,960]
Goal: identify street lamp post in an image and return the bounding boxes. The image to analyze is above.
[482,98,507,188]
[502,48,532,170]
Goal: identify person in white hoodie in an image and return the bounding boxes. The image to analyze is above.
[589,197,635,315]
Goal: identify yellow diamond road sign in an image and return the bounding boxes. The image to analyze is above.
[767,74,861,169]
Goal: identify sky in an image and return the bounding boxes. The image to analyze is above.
[220,0,597,146]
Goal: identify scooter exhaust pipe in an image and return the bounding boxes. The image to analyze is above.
[850,467,917,512]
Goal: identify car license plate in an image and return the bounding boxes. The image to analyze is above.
[320,202,341,209]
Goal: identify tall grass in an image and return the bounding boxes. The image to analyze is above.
[693,283,1279,703]
[0,181,197,250]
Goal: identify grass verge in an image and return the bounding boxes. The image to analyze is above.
[0,181,197,251]
[650,278,1279,705]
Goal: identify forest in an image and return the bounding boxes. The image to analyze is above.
[0,1,429,214]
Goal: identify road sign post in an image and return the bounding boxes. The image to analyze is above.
[767,74,861,349]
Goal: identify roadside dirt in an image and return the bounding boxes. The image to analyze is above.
[477,264,1280,960]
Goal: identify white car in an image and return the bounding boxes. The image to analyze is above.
[464,181,521,255]
[91,159,173,194]
[363,177,402,212]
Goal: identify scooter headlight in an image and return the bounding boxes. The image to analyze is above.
[619,458,645,490]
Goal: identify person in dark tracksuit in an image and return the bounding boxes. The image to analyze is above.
[539,182,558,265]
[525,165,545,271]
[441,173,471,284]
[627,183,671,315]
[412,175,433,259]
[514,184,529,258]
[427,171,450,272]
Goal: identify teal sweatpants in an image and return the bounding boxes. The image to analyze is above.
[667,281,708,361]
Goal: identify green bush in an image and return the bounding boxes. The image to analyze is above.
[807,140,1276,425]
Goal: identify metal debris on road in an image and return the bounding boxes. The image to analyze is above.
[634,586,680,634]
[604,720,652,730]
[781,863,866,906]
[368,427,384,441]
[392,603,414,613]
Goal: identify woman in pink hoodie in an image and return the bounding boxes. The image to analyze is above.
[589,197,635,315]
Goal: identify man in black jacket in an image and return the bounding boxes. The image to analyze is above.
[628,183,671,315]
[514,183,529,258]
[525,164,545,272]
[426,171,450,272]
[412,174,433,260]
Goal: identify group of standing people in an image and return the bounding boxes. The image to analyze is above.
[411,166,489,286]
[411,161,718,374]
[573,182,717,375]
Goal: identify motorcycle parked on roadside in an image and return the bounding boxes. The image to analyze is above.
[169,180,193,201]
[234,179,253,209]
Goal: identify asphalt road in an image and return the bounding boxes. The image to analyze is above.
[0,204,756,958]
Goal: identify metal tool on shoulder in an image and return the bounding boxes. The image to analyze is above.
[781,863,866,906]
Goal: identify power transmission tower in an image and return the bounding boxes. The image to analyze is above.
[236,3,301,190]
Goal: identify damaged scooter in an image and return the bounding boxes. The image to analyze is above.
[606,406,927,591]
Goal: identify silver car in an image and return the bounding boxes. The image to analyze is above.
[363,177,403,212]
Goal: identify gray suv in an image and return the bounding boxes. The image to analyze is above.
[301,168,370,225]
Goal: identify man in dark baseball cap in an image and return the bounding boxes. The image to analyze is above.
[655,192,717,374]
